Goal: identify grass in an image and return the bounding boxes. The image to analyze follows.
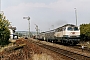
[32,53,54,60]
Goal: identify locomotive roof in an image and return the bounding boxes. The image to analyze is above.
[62,24,77,27]
[57,24,77,28]
[55,24,77,30]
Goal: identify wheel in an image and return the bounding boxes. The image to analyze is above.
[70,41,74,45]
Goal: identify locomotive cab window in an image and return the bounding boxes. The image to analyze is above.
[67,27,73,31]
[74,27,79,31]
[67,27,79,31]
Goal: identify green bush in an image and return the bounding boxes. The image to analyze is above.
[0,15,10,46]
[80,23,90,41]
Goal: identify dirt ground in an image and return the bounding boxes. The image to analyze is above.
[0,38,64,60]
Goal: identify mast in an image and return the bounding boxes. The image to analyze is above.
[0,0,1,12]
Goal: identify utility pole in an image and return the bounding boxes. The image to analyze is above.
[0,0,1,12]
[35,24,38,38]
[74,8,77,26]
[23,16,30,38]
[52,25,54,30]
[38,29,40,34]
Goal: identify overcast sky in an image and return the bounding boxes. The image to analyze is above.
[1,0,90,31]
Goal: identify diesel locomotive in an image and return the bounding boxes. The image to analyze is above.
[37,24,80,45]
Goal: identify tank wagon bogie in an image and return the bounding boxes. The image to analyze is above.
[37,24,80,45]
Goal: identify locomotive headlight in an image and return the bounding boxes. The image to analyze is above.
[76,35,80,37]
[63,35,70,37]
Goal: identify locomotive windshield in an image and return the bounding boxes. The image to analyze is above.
[67,27,73,31]
[67,27,79,31]
[74,27,79,31]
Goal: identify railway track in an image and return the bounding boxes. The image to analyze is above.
[68,44,90,54]
[41,44,90,60]
[30,39,90,60]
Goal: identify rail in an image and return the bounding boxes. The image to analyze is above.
[31,40,90,60]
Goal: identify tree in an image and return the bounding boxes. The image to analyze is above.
[0,14,10,46]
[80,23,90,41]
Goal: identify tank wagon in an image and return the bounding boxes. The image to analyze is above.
[37,32,46,40]
[38,24,80,45]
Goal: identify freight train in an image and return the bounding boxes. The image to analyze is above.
[37,24,80,45]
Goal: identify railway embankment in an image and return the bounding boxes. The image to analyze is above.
[0,38,65,60]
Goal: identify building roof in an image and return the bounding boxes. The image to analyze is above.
[8,26,16,30]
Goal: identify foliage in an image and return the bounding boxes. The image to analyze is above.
[80,23,90,40]
[0,14,10,46]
